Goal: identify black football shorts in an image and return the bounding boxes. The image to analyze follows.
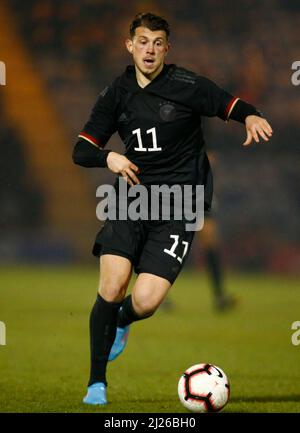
[92,218,195,284]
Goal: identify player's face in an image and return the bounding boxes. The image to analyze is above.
[126,27,169,79]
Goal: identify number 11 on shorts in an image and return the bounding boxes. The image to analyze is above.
[164,235,189,263]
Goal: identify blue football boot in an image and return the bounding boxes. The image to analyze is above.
[108,325,130,361]
[83,382,107,405]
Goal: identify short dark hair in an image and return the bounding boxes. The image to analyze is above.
[130,12,170,39]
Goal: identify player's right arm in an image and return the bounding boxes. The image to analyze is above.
[106,152,140,186]
[72,142,140,186]
[72,84,140,185]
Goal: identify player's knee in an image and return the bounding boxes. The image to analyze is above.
[132,293,158,318]
[99,280,127,303]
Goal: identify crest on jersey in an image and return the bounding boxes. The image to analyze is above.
[159,102,176,121]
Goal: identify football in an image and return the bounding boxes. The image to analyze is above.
[178,363,230,413]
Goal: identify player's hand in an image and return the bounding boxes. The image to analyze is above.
[107,151,140,186]
[243,115,273,146]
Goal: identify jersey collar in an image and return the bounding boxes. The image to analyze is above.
[124,63,172,91]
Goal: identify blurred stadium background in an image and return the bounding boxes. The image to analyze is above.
[0,0,299,272]
[0,0,300,413]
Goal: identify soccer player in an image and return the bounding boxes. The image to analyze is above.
[200,209,237,311]
[72,12,273,405]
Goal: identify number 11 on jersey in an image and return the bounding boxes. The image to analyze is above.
[164,235,189,263]
[132,127,162,152]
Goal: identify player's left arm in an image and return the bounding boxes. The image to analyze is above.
[227,98,273,145]
[195,76,273,146]
[242,114,273,146]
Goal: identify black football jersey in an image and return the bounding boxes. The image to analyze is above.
[79,64,238,209]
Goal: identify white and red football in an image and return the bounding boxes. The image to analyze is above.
[178,363,230,413]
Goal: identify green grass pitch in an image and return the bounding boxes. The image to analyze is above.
[0,266,299,413]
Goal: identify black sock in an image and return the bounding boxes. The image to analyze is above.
[88,294,122,387]
[205,248,224,299]
[117,295,152,328]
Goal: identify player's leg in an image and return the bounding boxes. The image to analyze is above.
[109,273,171,361]
[200,217,223,298]
[110,219,193,361]
[83,254,132,405]
[118,273,171,327]
[117,220,192,328]
[200,217,236,311]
